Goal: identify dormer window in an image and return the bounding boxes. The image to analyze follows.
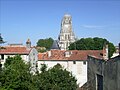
[65,51,72,57]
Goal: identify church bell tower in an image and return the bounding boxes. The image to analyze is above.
[58,14,75,50]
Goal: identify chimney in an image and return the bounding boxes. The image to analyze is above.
[48,51,51,57]
[103,44,108,60]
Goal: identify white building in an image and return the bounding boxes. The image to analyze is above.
[0,39,38,73]
[38,49,103,87]
[58,14,75,50]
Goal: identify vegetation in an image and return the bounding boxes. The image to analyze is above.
[0,55,36,90]
[36,38,54,50]
[36,64,77,90]
[69,37,115,58]
[37,48,46,53]
[0,56,77,90]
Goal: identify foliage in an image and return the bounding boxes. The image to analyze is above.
[0,55,36,90]
[40,64,47,73]
[108,42,116,58]
[37,64,77,90]
[37,48,46,53]
[69,37,115,58]
[0,56,77,90]
[36,38,54,50]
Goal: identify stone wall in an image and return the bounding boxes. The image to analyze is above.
[87,55,120,90]
[87,56,104,90]
[103,56,120,90]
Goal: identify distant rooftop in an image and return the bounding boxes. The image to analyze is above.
[38,50,104,61]
[50,40,60,50]
[0,46,31,55]
[7,43,23,47]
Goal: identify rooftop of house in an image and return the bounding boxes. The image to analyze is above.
[0,45,32,55]
[38,50,104,61]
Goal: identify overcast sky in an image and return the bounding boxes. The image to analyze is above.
[0,0,120,46]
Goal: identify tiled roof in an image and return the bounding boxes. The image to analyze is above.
[0,46,31,54]
[68,50,103,60]
[38,50,67,60]
[38,50,103,61]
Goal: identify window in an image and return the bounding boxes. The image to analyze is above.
[65,35,67,40]
[1,54,4,59]
[96,74,103,90]
[68,35,70,40]
[83,61,86,65]
[73,61,76,64]
[33,58,35,61]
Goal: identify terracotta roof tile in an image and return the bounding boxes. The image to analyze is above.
[68,50,103,60]
[38,50,103,61]
[0,46,31,54]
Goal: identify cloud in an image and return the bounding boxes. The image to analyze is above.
[81,25,105,29]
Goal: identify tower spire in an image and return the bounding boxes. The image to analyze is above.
[0,33,5,44]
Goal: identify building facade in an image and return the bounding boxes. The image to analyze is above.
[38,49,103,87]
[87,51,120,90]
[58,14,75,50]
[0,39,38,73]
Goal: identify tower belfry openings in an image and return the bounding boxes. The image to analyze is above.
[58,14,75,50]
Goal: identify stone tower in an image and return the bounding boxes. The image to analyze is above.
[58,14,75,50]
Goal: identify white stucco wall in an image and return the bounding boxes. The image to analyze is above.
[0,54,29,68]
[38,60,87,87]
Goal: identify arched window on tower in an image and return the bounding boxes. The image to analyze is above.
[68,35,70,40]
[65,35,67,40]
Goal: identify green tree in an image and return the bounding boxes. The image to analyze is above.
[36,38,54,50]
[36,64,77,90]
[0,56,77,90]
[69,37,115,58]
[0,55,37,90]
[40,64,47,73]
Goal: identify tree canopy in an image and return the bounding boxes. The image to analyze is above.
[69,37,115,58]
[36,38,54,50]
[0,55,36,90]
[36,64,77,90]
[0,56,77,90]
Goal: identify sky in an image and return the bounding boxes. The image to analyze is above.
[0,0,120,46]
